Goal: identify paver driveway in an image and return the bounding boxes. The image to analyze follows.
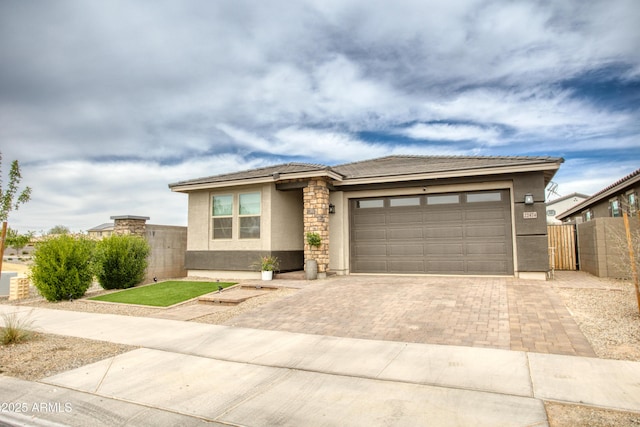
[227,272,597,357]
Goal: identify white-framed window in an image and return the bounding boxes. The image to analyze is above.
[239,192,261,239]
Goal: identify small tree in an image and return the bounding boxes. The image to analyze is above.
[94,235,150,289]
[30,235,96,301]
[0,152,32,275]
[48,225,70,235]
[5,228,34,256]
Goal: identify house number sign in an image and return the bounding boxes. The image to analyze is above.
[523,211,538,219]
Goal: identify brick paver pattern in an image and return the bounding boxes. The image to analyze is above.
[227,273,597,357]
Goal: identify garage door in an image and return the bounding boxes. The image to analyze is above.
[350,190,514,275]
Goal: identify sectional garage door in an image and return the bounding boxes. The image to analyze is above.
[350,190,514,275]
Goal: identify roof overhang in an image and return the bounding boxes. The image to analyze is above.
[170,169,344,193]
[334,162,562,188]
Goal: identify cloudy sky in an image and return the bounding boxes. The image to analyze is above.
[1,0,639,234]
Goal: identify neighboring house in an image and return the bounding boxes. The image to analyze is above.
[169,155,563,281]
[546,193,589,224]
[557,168,640,223]
[556,169,640,278]
[87,222,114,239]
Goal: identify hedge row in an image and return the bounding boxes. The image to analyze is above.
[30,234,150,301]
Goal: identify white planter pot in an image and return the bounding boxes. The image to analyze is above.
[261,270,273,281]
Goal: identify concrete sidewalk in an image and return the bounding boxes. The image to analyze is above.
[1,304,640,426]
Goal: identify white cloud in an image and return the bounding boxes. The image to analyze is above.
[9,154,270,234]
[1,0,638,233]
[400,123,502,144]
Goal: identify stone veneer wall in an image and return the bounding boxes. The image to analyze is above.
[303,179,330,273]
[112,216,149,236]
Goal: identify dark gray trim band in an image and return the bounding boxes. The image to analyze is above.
[185,250,304,272]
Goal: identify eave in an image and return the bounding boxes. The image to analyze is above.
[334,162,562,188]
[170,169,343,193]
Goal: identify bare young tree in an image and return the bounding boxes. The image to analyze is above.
[0,152,32,275]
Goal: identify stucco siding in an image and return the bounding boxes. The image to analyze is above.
[329,191,347,274]
[271,188,304,250]
[513,172,549,273]
[577,217,638,278]
[187,184,273,252]
[187,191,210,250]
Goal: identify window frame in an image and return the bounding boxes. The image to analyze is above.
[212,194,234,240]
[238,192,261,239]
[609,198,622,218]
[584,209,593,222]
[627,191,638,215]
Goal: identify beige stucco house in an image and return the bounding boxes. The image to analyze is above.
[87,222,115,239]
[169,155,563,280]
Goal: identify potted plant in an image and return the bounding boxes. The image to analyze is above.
[305,232,322,280]
[257,255,279,281]
[306,232,322,248]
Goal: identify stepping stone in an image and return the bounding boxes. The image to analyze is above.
[198,288,270,305]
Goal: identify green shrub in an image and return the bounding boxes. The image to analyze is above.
[306,232,322,248]
[94,235,150,290]
[30,235,95,301]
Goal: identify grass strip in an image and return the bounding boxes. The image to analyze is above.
[89,281,235,307]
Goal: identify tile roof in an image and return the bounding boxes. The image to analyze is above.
[169,162,329,187]
[87,222,114,232]
[332,155,563,179]
[169,155,563,190]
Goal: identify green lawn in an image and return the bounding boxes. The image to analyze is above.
[88,281,236,307]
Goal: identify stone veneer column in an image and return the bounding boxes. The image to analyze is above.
[303,179,330,275]
[110,215,150,237]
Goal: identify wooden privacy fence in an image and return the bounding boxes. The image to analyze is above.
[547,224,577,271]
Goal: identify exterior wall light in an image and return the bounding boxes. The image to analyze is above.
[329,203,336,214]
[524,194,534,205]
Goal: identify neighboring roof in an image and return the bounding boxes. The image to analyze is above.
[87,222,114,232]
[546,192,590,206]
[557,168,640,220]
[169,155,564,192]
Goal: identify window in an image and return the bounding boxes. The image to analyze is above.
[389,197,421,207]
[628,192,638,215]
[427,194,460,205]
[239,192,260,239]
[584,209,593,222]
[212,195,233,239]
[467,192,502,203]
[357,199,384,208]
[610,199,621,217]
